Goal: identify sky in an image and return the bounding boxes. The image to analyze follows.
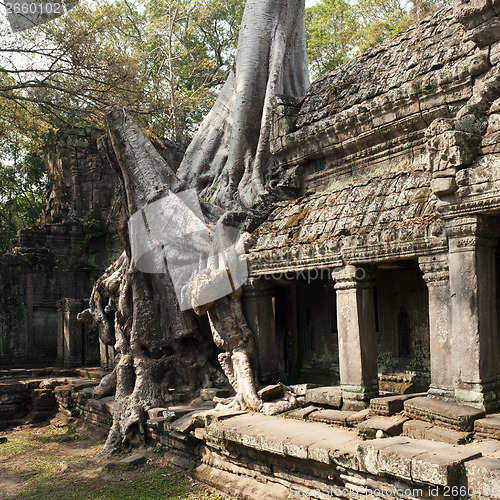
[305,0,319,6]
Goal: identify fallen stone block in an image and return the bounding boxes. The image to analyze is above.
[357,415,408,438]
[289,384,319,396]
[258,384,285,402]
[403,420,433,440]
[404,397,485,431]
[120,454,146,466]
[305,386,342,408]
[147,407,170,419]
[282,405,317,421]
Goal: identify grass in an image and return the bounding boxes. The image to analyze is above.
[0,423,227,500]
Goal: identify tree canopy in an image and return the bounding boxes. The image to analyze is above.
[0,0,451,254]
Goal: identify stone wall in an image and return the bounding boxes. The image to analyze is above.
[0,129,123,368]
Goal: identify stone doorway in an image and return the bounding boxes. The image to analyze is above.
[375,260,430,393]
[273,274,339,386]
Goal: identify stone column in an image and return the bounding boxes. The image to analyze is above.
[446,215,500,411]
[418,254,454,400]
[333,265,378,409]
[242,277,280,384]
[57,298,85,367]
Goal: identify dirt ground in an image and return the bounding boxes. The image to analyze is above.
[0,416,226,500]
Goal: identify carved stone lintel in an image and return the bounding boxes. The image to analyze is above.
[445,215,499,248]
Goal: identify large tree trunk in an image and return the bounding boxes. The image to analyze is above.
[81,0,309,455]
[176,0,308,210]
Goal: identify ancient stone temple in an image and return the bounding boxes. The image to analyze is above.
[0,128,123,368]
[244,0,500,413]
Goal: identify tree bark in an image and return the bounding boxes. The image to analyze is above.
[176,0,308,210]
[81,0,308,454]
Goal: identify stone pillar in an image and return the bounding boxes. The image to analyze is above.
[418,254,454,400]
[446,215,500,411]
[333,265,378,409]
[57,298,85,367]
[242,277,280,384]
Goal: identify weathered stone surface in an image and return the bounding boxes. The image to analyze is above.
[305,386,342,407]
[257,384,285,402]
[370,393,426,416]
[200,388,231,401]
[403,420,471,444]
[475,415,500,439]
[465,457,500,499]
[404,396,485,430]
[346,408,370,426]
[308,409,354,426]
[147,407,170,419]
[356,416,408,438]
[120,454,146,466]
[411,447,481,486]
[281,405,318,421]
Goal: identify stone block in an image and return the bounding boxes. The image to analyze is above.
[356,437,412,474]
[346,408,370,426]
[474,414,500,439]
[308,409,354,426]
[403,419,433,440]
[378,443,426,480]
[356,415,408,438]
[370,393,426,416]
[120,454,146,466]
[411,447,481,486]
[200,388,231,401]
[305,386,342,408]
[404,396,485,431]
[257,384,285,402]
[147,407,170,419]
[465,457,500,499]
[289,384,319,396]
[282,405,317,421]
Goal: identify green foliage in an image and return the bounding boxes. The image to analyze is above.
[82,219,108,245]
[305,0,451,79]
[0,140,46,255]
[305,0,357,79]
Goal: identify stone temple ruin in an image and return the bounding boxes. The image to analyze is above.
[2,0,500,498]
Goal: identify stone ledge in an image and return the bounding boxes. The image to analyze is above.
[475,415,500,439]
[404,396,485,431]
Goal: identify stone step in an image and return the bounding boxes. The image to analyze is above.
[475,414,500,439]
[403,396,485,431]
[357,436,482,486]
[304,386,342,408]
[369,392,427,416]
[308,409,354,426]
[403,419,472,445]
[356,415,408,438]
